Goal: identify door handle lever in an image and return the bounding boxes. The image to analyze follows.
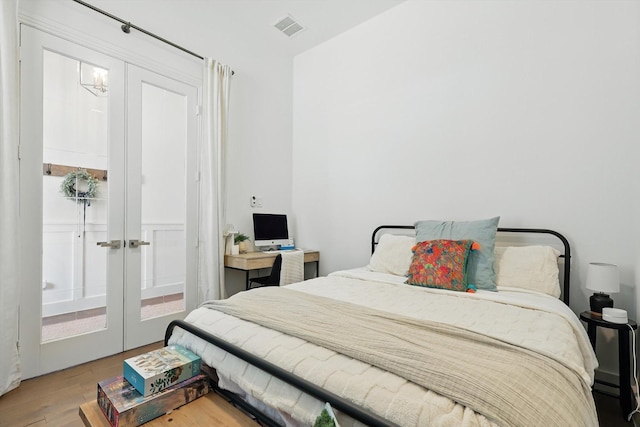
[129,239,150,248]
[97,240,121,249]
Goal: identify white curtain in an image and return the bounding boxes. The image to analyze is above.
[198,58,232,302]
[0,0,21,396]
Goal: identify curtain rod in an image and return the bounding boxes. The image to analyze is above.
[72,0,234,74]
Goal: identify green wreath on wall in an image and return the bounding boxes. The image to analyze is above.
[60,169,98,206]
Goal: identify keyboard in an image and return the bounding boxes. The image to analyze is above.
[260,249,299,254]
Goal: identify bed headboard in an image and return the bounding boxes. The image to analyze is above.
[371,225,571,306]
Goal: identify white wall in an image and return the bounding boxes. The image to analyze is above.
[293,0,640,372]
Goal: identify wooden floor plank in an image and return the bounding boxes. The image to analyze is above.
[0,344,162,427]
[79,393,258,427]
[0,342,257,427]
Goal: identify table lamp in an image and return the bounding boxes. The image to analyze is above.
[585,262,620,313]
[223,224,238,255]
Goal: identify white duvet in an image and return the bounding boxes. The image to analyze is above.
[168,269,598,427]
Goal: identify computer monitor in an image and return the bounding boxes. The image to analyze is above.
[252,213,290,249]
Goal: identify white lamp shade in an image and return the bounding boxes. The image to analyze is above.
[585,262,620,294]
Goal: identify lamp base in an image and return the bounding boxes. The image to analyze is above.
[590,292,613,313]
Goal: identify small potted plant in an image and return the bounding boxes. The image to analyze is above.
[234,233,251,254]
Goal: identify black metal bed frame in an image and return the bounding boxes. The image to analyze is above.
[165,226,572,426]
[164,319,396,427]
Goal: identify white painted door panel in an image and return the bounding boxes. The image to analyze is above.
[124,65,198,350]
[20,26,126,378]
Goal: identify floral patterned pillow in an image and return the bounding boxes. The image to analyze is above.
[406,239,475,291]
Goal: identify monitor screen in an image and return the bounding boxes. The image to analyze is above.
[252,213,289,247]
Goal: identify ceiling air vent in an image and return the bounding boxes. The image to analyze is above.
[274,15,305,38]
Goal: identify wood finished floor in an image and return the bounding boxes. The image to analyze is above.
[0,343,635,427]
[595,392,636,427]
[1,342,174,427]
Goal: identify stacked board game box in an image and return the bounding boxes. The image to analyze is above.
[97,373,209,427]
[95,344,206,427]
[123,344,201,396]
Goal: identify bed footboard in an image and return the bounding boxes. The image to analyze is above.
[165,319,397,427]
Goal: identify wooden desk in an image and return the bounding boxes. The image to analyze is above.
[79,392,257,426]
[224,250,320,290]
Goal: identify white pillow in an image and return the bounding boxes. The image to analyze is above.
[368,234,416,276]
[494,245,561,297]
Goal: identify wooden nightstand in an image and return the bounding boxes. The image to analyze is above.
[580,311,638,417]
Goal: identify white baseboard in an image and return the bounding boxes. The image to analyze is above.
[594,369,620,395]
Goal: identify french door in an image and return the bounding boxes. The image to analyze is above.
[124,64,198,350]
[19,26,199,378]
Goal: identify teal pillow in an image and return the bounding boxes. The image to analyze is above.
[414,217,500,291]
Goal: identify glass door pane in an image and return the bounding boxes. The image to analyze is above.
[139,81,186,320]
[41,50,109,342]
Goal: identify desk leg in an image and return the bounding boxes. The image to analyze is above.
[245,271,250,290]
[619,328,632,418]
